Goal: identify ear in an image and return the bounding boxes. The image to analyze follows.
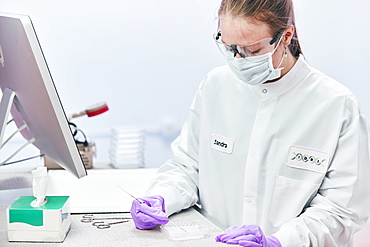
[282,25,295,46]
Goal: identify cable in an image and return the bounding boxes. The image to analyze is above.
[69,122,88,147]
[2,153,45,166]
[68,122,78,136]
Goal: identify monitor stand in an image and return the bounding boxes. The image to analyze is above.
[0,88,35,166]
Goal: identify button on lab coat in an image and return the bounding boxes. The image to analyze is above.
[147,56,370,247]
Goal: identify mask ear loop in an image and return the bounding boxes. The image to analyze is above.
[272,35,284,54]
[273,30,288,69]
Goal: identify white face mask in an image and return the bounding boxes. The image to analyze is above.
[226,38,285,86]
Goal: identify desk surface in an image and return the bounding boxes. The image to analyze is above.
[0,206,225,247]
[0,168,224,246]
[1,168,159,213]
[2,167,370,246]
[47,169,158,213]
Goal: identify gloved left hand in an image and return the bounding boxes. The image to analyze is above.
[130,195,169,230]
[215,225,282,247]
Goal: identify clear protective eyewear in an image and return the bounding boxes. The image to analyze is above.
[213,31,282,59]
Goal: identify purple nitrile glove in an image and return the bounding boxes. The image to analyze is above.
[215,225,282,247]
[130,195,169,230]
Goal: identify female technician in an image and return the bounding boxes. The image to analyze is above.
[130,0,370,246]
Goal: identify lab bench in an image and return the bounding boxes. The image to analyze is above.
[0,167,225,246]
[0,205,225,246]
[1,166,369,246]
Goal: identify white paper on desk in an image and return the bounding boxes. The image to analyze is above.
[47,169,157,213]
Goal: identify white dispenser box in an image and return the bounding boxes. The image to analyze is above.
[7,196,71,242]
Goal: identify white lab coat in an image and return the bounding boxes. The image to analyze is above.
[147,56,370,247]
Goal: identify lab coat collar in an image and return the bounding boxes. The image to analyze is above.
[252,55,310,99]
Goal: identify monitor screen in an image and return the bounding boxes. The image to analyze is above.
[0,12,87,178]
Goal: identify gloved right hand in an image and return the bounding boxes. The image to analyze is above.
[130,195,169,230]
[215,225,282,247]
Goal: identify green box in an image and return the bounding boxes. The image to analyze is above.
[7,196,71,242]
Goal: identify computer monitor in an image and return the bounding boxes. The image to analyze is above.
[0,12,87,178]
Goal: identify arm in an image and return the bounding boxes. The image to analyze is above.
[146,80,206,216]
[274,95,370,246]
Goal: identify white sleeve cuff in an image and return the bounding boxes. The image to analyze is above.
[146,185,184,216]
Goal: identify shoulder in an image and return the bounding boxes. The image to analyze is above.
[204,65,234,82]
[299,58,363,115]
[299,58,357,101]
[199,65,241,91]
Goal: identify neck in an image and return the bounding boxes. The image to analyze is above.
[280,52,297,77]
[264,52,298,84]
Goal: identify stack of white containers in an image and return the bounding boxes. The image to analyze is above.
[110,126,145,168]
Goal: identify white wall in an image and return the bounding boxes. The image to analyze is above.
[1,0,370,168]
[0,0,224,167]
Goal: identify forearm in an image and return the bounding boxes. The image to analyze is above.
[274,194,370,247]
[146,160,199,216]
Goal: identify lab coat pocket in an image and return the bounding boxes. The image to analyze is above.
[269,175,320,228]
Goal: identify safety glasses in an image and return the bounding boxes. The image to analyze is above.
[213,31,281,59]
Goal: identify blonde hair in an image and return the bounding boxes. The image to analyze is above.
[218,0,302,58]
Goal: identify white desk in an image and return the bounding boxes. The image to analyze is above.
[47,168,158,213]
[0,206,225,246]
[0,167,158,213]
[0,168,225,246]
[1,167,370,246]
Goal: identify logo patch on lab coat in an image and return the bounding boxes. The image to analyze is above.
[211,134,234,154]
[287,146,329,174]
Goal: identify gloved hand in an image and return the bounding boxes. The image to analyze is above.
[215,225,282,247]
[130,195,169,230]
